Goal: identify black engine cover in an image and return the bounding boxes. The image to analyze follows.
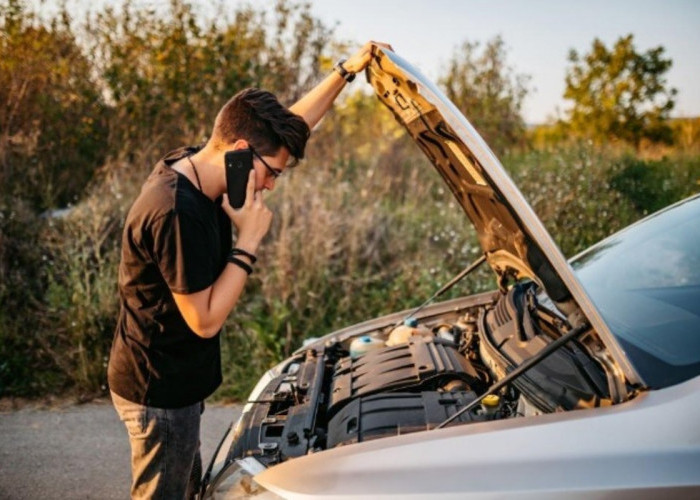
[329,336,480,415]
[327,391,481,447]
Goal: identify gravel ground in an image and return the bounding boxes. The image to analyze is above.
[0,398,241,500]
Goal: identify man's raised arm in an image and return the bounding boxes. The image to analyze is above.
[289,41,392,129]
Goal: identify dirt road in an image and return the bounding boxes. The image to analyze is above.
[0,399,241,499]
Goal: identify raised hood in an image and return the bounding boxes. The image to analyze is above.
[366,48,642,391]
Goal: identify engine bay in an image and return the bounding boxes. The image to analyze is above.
[223,283,612,469]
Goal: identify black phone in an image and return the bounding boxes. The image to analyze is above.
[224,149,253,209]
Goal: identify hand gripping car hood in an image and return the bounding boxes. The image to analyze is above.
[366,48,641,390]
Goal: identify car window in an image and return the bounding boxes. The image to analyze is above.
[571,196,700,389]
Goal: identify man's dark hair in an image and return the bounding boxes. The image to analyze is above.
[211,88,310,162]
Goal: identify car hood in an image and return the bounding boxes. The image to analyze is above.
[366,47,642,391]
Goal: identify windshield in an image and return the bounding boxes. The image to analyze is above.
[571,195,700,389]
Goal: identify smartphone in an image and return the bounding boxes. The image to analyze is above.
[225,149,253,209]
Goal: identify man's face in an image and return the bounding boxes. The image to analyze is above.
[252,147,290,192]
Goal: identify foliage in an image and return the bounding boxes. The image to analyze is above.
[309,89,406,166]
[670,117,700,153]
[609,153,700,214]
[0,0,108,210]
[440,36,530,156]
[507,144,639,257]
[0,199,49,395]
[0,161,131,397]
[39,171,126,395]
[527,122,570,151]
[563,34,676,147]
[0,0,698,402]
[86,0,334,164]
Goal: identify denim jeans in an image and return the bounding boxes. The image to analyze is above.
[111,391,203,499]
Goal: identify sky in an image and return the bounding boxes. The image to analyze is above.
[43,0,700,124]
[304,0,700,124]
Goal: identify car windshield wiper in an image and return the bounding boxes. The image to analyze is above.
[394,254,487,328]
[435,320,590,429]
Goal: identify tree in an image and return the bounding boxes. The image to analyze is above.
[439,36,530,155]
[0,0,108,209]
[86,0,333,159]
[563,34,676,146]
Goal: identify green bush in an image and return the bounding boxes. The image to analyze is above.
[506,143,640,257]
[0,199,50,395]
[0,0,109,211]
[610,154,700,214]
[40,182,125,396]
[0,165,129,398]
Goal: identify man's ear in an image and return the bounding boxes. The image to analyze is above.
[230,139,249,151]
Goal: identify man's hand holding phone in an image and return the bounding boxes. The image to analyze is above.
[222,169,272,254]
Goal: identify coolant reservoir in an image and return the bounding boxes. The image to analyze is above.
[349,336,385,359]
[386,319,432,347]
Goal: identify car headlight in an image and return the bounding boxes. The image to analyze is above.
[210,457,283,500]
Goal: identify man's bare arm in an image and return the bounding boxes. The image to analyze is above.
[172,171,272,338]
[289,41,392,129]
[172,258,252,338]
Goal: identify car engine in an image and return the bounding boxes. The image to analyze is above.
[225,283,611,468]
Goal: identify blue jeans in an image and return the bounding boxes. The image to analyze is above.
[111,391,203,499]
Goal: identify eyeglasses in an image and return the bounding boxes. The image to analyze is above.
[250,147,284,179]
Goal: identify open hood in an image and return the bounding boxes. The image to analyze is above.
[366,48,642,390]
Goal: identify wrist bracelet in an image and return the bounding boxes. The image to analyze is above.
[228,256,253,275]
[230,247,257,264]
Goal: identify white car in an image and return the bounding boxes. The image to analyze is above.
[201,47,700,499]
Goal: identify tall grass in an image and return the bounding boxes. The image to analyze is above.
[2,132,698,401]
[215,139,700,400]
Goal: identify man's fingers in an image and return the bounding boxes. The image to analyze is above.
[244,169,256,207]
[370,41,393,52]
[346,41,393,73]
[254,187,264,204]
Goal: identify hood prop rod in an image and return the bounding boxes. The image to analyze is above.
[394,254,486,328]
[435,321,590,429]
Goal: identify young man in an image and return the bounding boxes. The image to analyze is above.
[107,41,389,499]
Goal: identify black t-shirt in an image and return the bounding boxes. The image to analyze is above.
[108,146,231,408]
